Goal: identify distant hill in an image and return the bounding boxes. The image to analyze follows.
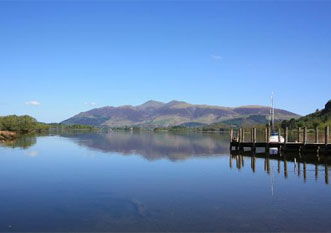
[219,115,270,127]
[280,100,331,129]
[62,100,299,128]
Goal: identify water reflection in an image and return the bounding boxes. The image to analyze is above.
[61,131,230,161]
[0,135,37,149]
[230,152,330,184]
[1,132,331,232]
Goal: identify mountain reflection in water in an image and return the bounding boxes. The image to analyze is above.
[61,131,230,161]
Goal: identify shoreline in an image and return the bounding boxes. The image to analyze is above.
[0,131,17,142]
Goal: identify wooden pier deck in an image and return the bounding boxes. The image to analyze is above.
[230,126,330,155]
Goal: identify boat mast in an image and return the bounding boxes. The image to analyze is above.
[271,92,275,132]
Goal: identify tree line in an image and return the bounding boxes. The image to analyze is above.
[0,115,50,133]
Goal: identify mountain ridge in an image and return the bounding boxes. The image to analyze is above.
[62,100,299,127]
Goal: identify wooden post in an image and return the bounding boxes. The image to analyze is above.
[265,127,268,143]
[325,126,329,145]
[242,128,245,143]
[297,127,301,143]
[237,129,240,142]
[238,128,242,143]
[303,127,307,144]
[267,126,270,143]
[315,127,319,144]
[230,128,233,142]
[284,127,288,144]
[253,128,256,143]
[249,128,252,142]
[278,128,281,143]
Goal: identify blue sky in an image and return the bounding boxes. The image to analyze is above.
[0,1,330,123]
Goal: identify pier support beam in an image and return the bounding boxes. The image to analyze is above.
[297,127,301,143]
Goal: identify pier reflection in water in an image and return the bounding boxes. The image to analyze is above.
[230,152,330,184]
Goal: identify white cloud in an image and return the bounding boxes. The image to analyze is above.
[84,102,97,107]
[25,101,40,106]
[211,55,223,61]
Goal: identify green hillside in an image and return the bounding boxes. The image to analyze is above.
[279,100,331,129]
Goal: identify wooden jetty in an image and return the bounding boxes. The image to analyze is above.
[230,126,330,155]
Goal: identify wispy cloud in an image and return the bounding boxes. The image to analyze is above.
[84,102,97,107]
[211,55,223,61]
[25,101,40,106]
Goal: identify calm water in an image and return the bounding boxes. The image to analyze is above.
[0,132,330,232]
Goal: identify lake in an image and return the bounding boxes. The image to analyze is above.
[0,131,330,232]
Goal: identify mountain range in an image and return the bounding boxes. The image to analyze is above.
[61,100,299,128]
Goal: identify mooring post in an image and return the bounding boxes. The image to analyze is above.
[315,127,319,144]
[242,128,245,143]
[284,127,288,143]
[297,127,301,143]
[325,126,329,145]
[303,127,307,144]
[230,128,233,142]
[265,127,268,143]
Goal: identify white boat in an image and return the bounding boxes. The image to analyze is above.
[269,93,284,143]
[270,132,284,143]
